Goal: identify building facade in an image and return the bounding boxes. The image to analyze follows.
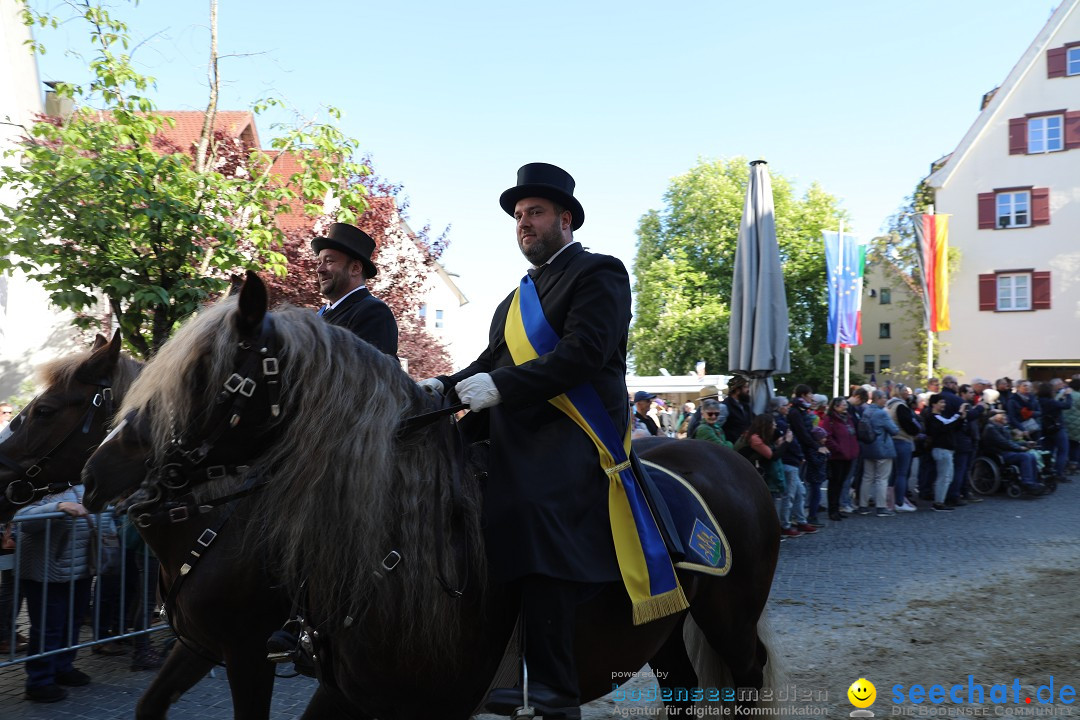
[856,264,923,387]
[0,2,83,403]
[928,0,1080,382]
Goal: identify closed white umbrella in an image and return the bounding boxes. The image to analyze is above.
[727,160,791,415]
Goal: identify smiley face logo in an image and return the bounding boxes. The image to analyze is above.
[848,678,876,708]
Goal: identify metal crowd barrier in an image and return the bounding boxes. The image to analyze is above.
[0,510,170,669]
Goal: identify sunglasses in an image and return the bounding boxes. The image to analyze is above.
[704,412,720,417]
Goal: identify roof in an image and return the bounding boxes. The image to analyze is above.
[153,110,260,153]
[926,0,1080,189]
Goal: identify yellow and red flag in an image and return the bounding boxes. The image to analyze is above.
[914,214,950,332]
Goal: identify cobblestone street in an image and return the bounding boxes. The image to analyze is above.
[1,482,1077,719]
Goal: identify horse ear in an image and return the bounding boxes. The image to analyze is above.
[235,270,268,337]
[92,334,108,350]
[82,330,122,380]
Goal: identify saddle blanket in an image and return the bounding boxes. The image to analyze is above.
[641,460,732,576]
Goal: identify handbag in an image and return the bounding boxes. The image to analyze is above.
[1020,418,1040,434]
[85,515,122,576]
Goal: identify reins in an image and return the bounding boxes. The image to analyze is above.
[0,379,115,507]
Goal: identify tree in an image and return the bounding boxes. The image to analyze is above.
[631,157,847,393]
[0,1,368,359]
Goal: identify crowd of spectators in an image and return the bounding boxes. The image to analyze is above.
[632,373,1077,541]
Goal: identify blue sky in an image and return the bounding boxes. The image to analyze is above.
[29,0,1058,357]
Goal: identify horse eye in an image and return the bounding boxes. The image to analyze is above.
[32,406,55,419]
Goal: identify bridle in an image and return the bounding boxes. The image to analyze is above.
[0,378,116,507]
[127,314,282,527]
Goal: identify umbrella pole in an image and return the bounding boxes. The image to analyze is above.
[844,347,851,395]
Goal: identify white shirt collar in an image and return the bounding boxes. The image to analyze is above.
[529,240,578,272]
[324,284,366,312]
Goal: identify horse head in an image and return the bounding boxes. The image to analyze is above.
[0,331,140,521]
[84,271,286,512]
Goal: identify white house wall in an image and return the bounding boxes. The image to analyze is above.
[932,0,1080,382]
[0,0,81,402]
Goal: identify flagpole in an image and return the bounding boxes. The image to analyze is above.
[926,205,935,383]
[832,221,844,398]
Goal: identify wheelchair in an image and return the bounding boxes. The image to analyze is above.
[969,449,1057,498]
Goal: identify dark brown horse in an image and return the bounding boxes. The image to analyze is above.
[0,333,291,719]
[83,272,781,720]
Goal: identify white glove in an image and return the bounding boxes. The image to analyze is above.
[417,377,444,395]
[456,373,502,411]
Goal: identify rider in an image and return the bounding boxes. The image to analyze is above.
[420,163,683,719]
[311,222,398,356]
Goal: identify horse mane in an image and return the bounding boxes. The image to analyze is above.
[37,346,143,399]
[119,296,484,657]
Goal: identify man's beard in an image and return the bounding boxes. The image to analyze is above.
[520,221,565,266]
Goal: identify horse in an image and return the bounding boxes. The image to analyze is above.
[0,333,290,720]
[83,271,781,720]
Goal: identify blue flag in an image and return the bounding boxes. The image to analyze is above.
[823,231,865,347]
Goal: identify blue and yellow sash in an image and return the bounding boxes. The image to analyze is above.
[504,276,688,625]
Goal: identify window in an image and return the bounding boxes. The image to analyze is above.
[1070,47,1080,76]
[996,191,1030,228]
[879,288,891,304]
[978,188,1050,229]
[863,356,875,375]
[1028,115,1063,153]
[880,355,891,371]
[980,271,1051,312]
[996,274,1031,311]
[435,308,444,329]
[879,323,891,339]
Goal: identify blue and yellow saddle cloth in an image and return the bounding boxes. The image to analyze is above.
[505,276,689,625]
[640,461,731,576]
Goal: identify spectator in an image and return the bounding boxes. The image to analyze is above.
[819,397,858,522]
[771,397,815,537]
[857,390,899,517]
[1036,380,1072,481]
[805,427,829,526]
[886,385,920,512]
[737,414,795,538]
[632,391,660,436]
[842,386,870,513]
[655,399,675,438]
[926,377,942,394]
[0,402,13,431]
[995,378,1014,408]
[0,523,28,655]
[1063,378,1080,476]
[981,409,1046,495]
[693,400,732,448]
[685,385,719,441]
[925,394,961,512]
[14,484,102,702]
[940,375,963,416]
[948,385,983,506]
[676,402,696,439]
[1007,381,1040,439]
[722,376,753,444]
[971,377,991,403]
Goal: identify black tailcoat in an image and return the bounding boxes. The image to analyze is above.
[322,288,399,356]
[442,243,629,583]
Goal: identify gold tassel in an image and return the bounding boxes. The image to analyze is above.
[631,585,690,626]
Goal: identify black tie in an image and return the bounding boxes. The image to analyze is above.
[527,265,546,280]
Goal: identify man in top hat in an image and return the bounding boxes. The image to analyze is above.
[311,222,398,356]
[419,163,635,719]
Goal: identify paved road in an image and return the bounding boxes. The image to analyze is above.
[2,480,1077,719]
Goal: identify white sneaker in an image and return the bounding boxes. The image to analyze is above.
[896,502,917,512]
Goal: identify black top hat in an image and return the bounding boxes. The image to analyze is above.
[499,163,585,231]
[311,223,378,278]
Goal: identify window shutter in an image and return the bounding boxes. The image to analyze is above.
[978,192,997,229]
[1032,271,1051,310]
[979,274,997,311]
[1048,47,1067,78]
[1031,187,1051,226]
[1009,117,1027,154]
[1065,111,1080,150]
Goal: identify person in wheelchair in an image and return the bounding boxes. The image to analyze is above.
[981,409,1046,495]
